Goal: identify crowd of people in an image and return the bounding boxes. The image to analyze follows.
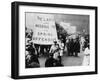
[25,27,90,68]
[66,38,80,57]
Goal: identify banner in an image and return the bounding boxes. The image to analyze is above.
[68,26,76,34]
[31,13,58,45]
[60,22,76,34]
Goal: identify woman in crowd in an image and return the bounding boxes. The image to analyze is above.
[82,44,90,66]
[80,36,85,52]
[58,40,64,63]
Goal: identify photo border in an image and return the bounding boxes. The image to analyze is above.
[11,1,98,79]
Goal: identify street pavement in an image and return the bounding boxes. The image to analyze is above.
[38,52,84,67]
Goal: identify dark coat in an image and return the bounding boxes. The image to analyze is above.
[45,57,56,67]
[45,57,63,67]
[73,41,80,53]
[70,39,74,53]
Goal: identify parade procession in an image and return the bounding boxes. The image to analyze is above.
[25,13,90,68]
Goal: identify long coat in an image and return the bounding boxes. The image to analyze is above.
[73,41,80,53]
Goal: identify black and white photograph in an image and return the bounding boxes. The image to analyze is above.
[25,13,90,68]
[11,2,97,79]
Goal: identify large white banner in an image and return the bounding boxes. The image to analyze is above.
[31,13,58,45]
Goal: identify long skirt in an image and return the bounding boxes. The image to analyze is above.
[82,55,90,66]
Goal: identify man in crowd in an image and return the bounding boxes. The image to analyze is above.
[73,38,80,57]
[49,40,59,54]
[66,38,72,56]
